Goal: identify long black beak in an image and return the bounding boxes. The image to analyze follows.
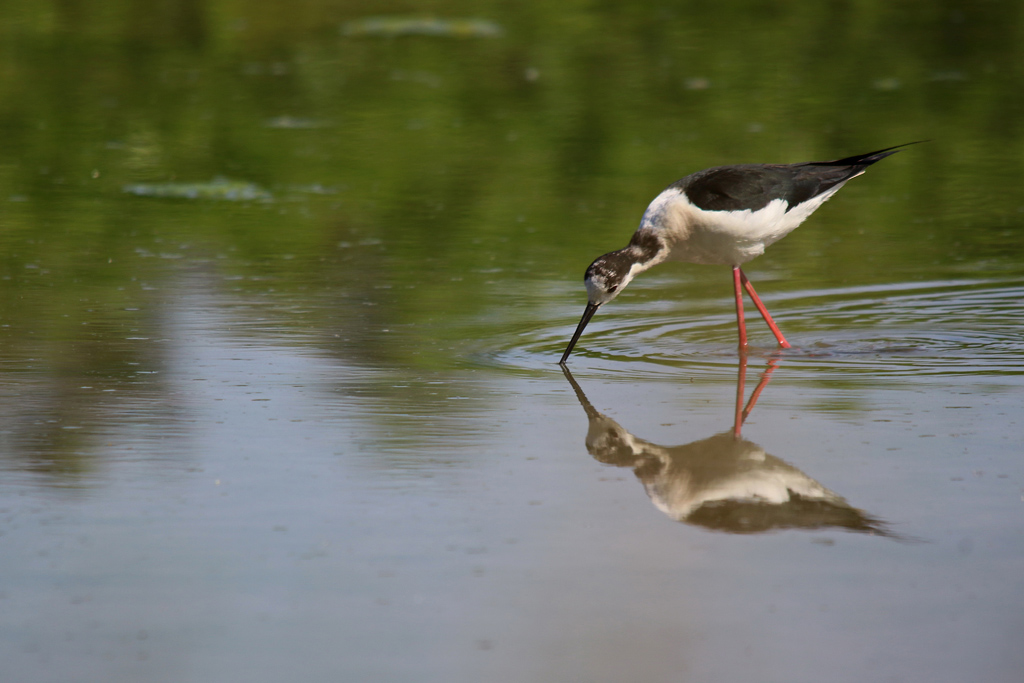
[559,302,600,364]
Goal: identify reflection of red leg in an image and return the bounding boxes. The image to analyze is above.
[733,354,748,438]
[733,358,779,439]
[741,359,779,424]
[739,269,791,349]
[732,266,748,350]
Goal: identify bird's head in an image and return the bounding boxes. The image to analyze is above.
[584,251,638,306]
[559,250,640,364]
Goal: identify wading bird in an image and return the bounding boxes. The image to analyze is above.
[559,144,914,364]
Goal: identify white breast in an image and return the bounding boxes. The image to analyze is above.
[638,184,847,266]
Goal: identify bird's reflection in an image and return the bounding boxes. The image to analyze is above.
[562,360,894,536]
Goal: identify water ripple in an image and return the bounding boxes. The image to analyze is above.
[486,279,1024,380]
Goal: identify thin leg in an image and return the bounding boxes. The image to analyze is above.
[733,354,748,438]
[739,269,791,349]
[732,266,748,350]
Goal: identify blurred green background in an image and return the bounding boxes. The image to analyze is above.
[2,0,1015,323]
[2,7,1024,680]
[1,0,1022,381]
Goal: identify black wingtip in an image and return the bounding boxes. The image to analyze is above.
[823,140,929,167]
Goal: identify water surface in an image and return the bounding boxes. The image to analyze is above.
[1,2,1023,682]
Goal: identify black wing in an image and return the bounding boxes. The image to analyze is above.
[676,165,813,212]
[675,143,917,213]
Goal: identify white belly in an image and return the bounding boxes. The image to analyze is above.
[638,184,846,266]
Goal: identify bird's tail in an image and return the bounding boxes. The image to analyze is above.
[817,140,928,167]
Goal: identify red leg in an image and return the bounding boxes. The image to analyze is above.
[739,269,791,349]
[732,266,748,350]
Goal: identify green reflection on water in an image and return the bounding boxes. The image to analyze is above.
[1,1,1023,476]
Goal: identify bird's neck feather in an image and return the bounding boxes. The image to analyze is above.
[622,228,669,273]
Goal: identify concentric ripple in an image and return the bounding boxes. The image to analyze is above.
[485,279,1024,381]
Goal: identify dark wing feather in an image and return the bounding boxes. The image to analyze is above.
[675,166,803,212]
[675,142,920,213]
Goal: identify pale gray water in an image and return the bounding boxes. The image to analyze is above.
[2,275,1023,682]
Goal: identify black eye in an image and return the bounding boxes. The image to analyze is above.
[608,285,618,293]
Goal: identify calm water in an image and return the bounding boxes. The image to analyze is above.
[2,2,1024,682]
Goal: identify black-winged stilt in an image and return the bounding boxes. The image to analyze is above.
[559,144,915,364]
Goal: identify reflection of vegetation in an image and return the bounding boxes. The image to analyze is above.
[123,178,272,200]
[341,17,503,38]
[0,1,1022,474]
